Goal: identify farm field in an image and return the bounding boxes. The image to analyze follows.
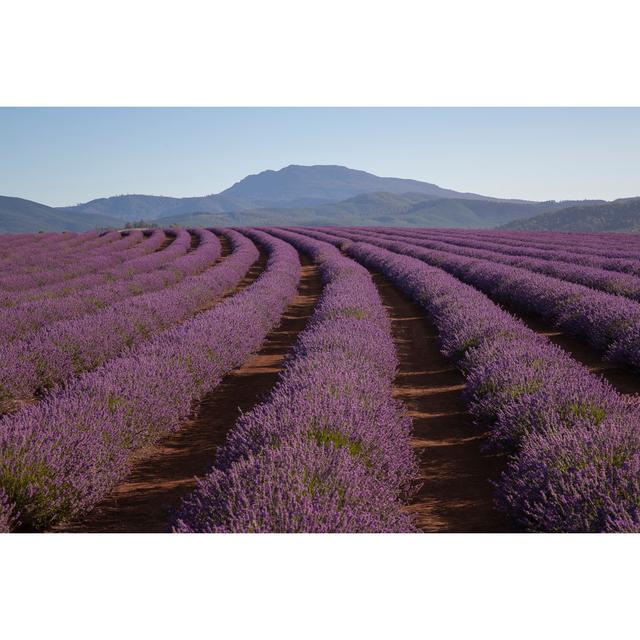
[0,226,639,533]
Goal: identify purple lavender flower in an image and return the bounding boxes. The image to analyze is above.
[174,440,417,533]
[173,229,419,533]
[0,230,301,529]
[496,416,640,532]
[0,489,18,533]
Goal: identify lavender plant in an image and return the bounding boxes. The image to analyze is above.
[365,227,640,300]
[323,228,640,372]
[0,229,167,307]
[0,229,218,343]
[0,230,300,529]
[173,229,418,533]
[334,237,640,532]
[0,232,230,410]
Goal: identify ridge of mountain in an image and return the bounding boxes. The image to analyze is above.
[57,164,533,221]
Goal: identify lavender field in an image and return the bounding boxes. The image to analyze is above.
[0,226,639,533]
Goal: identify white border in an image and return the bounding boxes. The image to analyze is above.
[1,0,639,106]
[1,533,638,639]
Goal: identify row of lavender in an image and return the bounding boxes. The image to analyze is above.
[0,229,123,273]
[0,229,151,291]
[0,231,74,253]
[0,229,172,307]
[419,228,640,261]
[0,230,300,531]
[0,230,222,412]
[324,228,640,371]
[424,225,640,248]
[338,238,640,532]
[0,229,107,267]
[0,229,168,306]
[0,229,211,343]
[371,227,640,301]
[0,229,123,277]
[174,229,418,532]
[410,226,640,272]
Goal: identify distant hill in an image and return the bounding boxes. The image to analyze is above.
[4,164,634,232]
[0,196,119,233]
[217,164,500,205]
[58,164,528,222]
[398,198,569,227]
[502,198,640,232]
[155,191,580,229]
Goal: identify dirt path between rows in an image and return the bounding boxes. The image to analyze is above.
[59,254,321,533]
[157,232,175,251]
[334,230,640,397]
[372,273,510,533]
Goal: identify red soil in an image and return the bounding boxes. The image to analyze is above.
[158,233,175,251]
[57,256,321,533]
[372,273,510,533]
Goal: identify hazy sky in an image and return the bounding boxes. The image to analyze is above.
[1,107,638,206]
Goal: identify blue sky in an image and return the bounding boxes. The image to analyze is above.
[0,107,638,206]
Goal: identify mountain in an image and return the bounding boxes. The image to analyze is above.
[0,196,119,233]
[154,191,578,229]
[59,164,525,222]
[502,198,640,232]
[4,165,631,232]
[217,164,499,204]
[397,198,568,227]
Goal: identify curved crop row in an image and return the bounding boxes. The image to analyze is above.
[418,227,640,250]
[0,230,149,291]
[0,229,218,344]
[102,228,189,276]
[0,230,300,530]
[342,239,640,532]
[419,229,640,265]
[0,230,119,276]
[323,228,640,371]
[0,230,107,266]
[0,230,233,412]
[0,231,66,255]
[173,229,418,533]
[0,229,170,308]
[355,227,640,301]
[419,228,640,260]
[402,227,640,276]
[0,230,113,267]
[0,228,175,298]
[0,230,160,304]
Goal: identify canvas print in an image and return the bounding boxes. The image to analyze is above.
[0,107,638,533]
